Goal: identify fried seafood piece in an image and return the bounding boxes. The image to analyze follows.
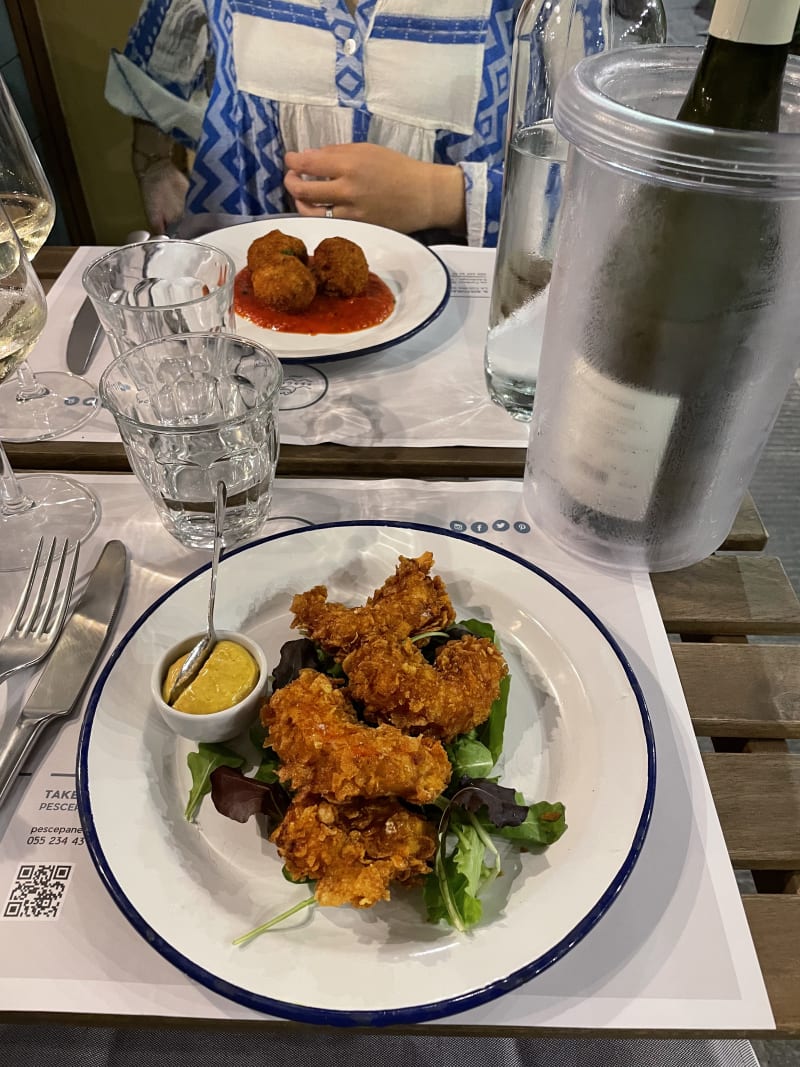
[251,254,317,313]
[272,794,437,908]
[247,229,308,271]
[290,551,455,657]
[343,634,508,743]
[311,236,369,297]
[262,669,451,804]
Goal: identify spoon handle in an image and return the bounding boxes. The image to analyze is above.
[208,480,227,636]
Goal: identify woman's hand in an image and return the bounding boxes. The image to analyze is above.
[284,143,465,235]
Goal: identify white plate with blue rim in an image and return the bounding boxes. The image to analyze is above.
[199,217,450,364]
[77,521,655,1027]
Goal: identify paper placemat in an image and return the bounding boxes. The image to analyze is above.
[32,245,530,449]
[0,475,773,1031]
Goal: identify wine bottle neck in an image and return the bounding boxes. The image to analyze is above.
[677,37,789,132]
[708,0,800,46]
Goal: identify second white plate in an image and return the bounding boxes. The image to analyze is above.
[200,218,450,363]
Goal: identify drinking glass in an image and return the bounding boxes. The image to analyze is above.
[99,333,282,550]
[484,0,666,421]
[0,73,98,442]
[0,203,99,571]
[82,240,236,356]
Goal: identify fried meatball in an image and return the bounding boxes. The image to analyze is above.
[247,230,309,272]
[311,236,369,298]
[252,255,317,313]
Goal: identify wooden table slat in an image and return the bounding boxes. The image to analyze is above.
[653,557,800,636]
[743,895,800,1036]
[703,753,800,868]
[723,492,769,553]
[674,644,800,738]
[33,245,78,279]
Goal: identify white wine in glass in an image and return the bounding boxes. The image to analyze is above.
[0,73,98,442]
[0,191,55,259]
[0,199,99,571]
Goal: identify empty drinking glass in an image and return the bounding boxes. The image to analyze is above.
[82,240,236,357]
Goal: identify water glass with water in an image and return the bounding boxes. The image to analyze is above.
[99,333,283,550]
[484,0,666,421]
[82,240,235,356]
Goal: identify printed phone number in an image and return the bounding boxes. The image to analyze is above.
[27,827,84,847]
[26,835,84,847]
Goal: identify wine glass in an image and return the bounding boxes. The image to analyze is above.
[0,200,99,571]
[0,73,98,442]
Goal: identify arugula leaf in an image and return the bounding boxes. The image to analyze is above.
[446,736,494,781]
[209,766,289,830]
[497,800,567,847]
[185,743,244,822]
[426,777,516,932]
[417,624,474,663]
[248,719,269,751]
[458,618,497,641]
[475,674,510,767]
[253,747,281,784]
[282,865,312,884]
[233,895,317,947]
[452,817,497,895]
[425,849,483,931]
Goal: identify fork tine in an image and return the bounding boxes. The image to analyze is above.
[34,540,74,637]
[4,537,46,638]
[40,541,80,638]
[19,537,57,638]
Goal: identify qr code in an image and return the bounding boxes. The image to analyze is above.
[4,864,72,919]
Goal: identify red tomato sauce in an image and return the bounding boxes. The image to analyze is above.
[234,267,396,335]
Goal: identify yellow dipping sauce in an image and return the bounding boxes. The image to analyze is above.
[163,639,259,715]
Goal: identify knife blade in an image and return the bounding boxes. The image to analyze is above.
[0,540,128,810]
[66,296,105,375]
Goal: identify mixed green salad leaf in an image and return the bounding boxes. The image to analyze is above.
[184,743,244,821]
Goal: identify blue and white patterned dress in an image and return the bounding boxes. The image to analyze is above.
[106,0,523,245]
[106,0,605,246]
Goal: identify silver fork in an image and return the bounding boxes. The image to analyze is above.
[0,538,80,685]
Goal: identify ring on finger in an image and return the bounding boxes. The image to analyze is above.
[324,205,334,219]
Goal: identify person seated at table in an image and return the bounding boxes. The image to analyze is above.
[104,0,603,246]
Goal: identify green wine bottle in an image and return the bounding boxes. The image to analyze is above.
[678,3,796,132]
[537,0,800,570]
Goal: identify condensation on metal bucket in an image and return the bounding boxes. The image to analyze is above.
[523,47,800,572]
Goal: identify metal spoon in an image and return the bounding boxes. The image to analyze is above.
[165,481,227,706]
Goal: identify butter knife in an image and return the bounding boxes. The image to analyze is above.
[0,540,128,810]
[66,296,105,375]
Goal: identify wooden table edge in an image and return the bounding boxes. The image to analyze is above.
[0,1011,790,1038]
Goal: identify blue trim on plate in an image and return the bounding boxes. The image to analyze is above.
[77,520,656,1028]
[279,248,451,366]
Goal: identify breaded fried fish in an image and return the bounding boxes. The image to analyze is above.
[261,669,451,804]
[272,795,437,908]
[343,633,508,742]
[290,551,455,658]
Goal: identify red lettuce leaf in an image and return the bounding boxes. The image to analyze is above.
[210,766,289,831]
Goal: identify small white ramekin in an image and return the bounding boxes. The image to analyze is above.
[151,629,269,743]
